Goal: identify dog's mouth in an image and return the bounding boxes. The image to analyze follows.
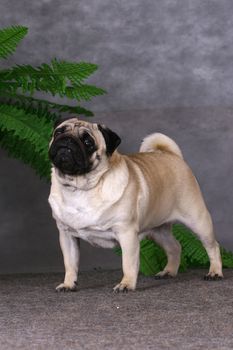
[49,136,91,176]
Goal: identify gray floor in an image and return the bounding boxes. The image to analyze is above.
[0,269,233,350]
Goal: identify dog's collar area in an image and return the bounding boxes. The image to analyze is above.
[55,169,78,190]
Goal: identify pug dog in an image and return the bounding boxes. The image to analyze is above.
[48,117,223,292]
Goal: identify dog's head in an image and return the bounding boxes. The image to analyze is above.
[49,117,121,176]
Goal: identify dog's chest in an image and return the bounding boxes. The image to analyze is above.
[48,187,119,247]
[49,190,104,228]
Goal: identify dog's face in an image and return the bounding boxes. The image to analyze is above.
[49,117,121,176]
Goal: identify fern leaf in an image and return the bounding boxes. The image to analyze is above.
[139,239,167,275]
[139,238,188,275]
[55,104,94,116]
[0,92,94,117]
[0,81,19,93]
[51,59,99,83]
[173,224,209,267]
[0,61,98,82]
[0,104,52,165]
[0,130,51,179]
[0,25,105,179]
[0,25,28,59]
[0,60,106,100]
[220,247,233,268]
[65,84,106,101]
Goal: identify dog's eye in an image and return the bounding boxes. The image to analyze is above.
[84,138,93,147]
[82,133,96,152]
[54,126,66,137]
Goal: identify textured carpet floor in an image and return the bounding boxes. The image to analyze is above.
[0,269,233,350]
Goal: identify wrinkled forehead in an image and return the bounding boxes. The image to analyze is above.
[56,118,99,136]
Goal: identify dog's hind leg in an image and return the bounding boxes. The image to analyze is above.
[150,223,181,278]
[179,207,223,280]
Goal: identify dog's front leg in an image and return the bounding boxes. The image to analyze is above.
[114,229,140,293]
[56,222,80,292]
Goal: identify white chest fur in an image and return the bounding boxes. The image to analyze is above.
[49,189,111,230]
[49,191,119,248]
[48,169,129,248]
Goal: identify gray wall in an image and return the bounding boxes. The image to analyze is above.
[0,0,233,273]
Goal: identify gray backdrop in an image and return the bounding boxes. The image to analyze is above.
[0,0,233,273]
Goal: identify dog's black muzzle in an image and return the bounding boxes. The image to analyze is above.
[49,135,91,175]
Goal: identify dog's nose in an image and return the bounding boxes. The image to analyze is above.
[60,152,71,161]
[57,148,72,161]
[61,155,67,162]
[66,139,73,145]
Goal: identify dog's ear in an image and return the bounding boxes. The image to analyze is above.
[98,124,121,156]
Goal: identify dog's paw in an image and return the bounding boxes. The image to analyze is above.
[204,273,223,281]
[55,282,78,292]
[154,271,176,279]
[113,282,135,293]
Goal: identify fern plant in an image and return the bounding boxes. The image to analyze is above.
[1,25,233,274]
[0,25,106,178]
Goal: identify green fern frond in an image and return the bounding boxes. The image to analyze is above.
[0,81,19,93]
[0,92,94,117]
[65,84,106,101]
[173,224,209,267]
[4,99,59,125]
[0,130,51,178]
[0,60,106,99]
[51,59,99,83]
[139,240,167,275]
[54,104,94,116]
[0,25,28,59]
[220,246,233,268]
[0,60,98,81]
[0,25,107,179]
[0,104,52,146]
[0,104,53,178]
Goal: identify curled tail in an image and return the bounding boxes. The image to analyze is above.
[139,133,183,159]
